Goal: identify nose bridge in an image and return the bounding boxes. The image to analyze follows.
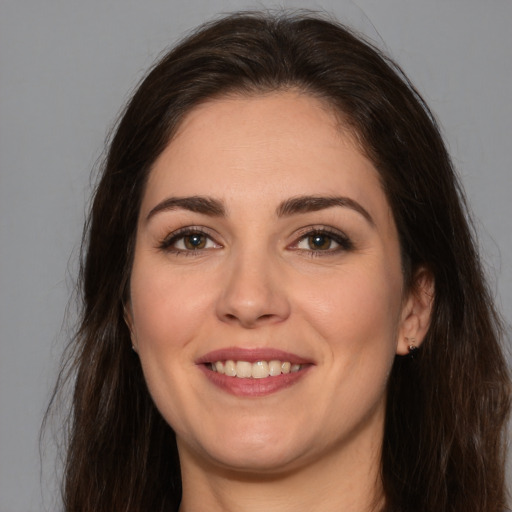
[216,240,290,327]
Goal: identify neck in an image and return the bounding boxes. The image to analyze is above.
[177,423,385,512]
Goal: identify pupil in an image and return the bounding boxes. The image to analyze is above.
[185,234,205,249]
[309,234,330,250]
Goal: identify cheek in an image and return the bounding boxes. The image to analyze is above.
[294,264,402,428]
[128,260,215,430]
[129,259,214,352]
[296,261,403,354]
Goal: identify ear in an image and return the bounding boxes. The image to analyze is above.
[123,301,138,352]
[396,267,434,355]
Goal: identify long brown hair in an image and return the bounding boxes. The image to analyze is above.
[51,11,510,511]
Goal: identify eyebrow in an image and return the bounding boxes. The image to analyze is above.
[146,196,226,221]
[276,195,375,226]
[146,194,374,226]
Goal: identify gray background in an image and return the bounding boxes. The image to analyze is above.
[1,0,510,510]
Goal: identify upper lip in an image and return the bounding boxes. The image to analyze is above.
[196,347,312,365]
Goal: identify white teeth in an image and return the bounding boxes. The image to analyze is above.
[209,359,303,378]
[268,360,282,376]
[235,361,252,378]
[252,361,270,379]
[224,360,236,377]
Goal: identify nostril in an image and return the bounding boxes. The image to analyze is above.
[222,311,280,328]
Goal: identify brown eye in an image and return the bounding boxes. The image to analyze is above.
[293,228,353,255]
[183,233,207,250]
[160,229,220,253]
[307,234,333,250]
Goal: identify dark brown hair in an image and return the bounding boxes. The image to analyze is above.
[53,11,510,512]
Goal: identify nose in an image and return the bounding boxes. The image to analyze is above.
[215,248,291,328]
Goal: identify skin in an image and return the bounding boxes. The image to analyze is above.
[127,92,432,512]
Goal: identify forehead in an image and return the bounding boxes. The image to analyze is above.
[141,91,387,219]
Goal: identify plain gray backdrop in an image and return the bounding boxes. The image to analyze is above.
[1,1,510,510]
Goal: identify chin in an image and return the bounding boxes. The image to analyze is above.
[206,444,303,475]
[179,421,308,475]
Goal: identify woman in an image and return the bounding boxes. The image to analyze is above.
[55,11,510,512]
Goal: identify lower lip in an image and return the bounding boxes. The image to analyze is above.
[199,365,311,397]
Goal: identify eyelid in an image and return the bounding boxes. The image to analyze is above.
[157,224,353,256]
[288,225,354,253]
[158,226,222,253]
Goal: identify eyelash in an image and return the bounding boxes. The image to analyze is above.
[158,226,354,257]
[291,226,354,257]
[158,227,219,256]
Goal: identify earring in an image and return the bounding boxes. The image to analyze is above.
[407,338,418,359]
[131,344,138,354]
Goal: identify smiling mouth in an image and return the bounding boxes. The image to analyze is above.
[207,360,304,379]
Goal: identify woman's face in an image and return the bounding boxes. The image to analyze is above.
[128,92,416,475]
